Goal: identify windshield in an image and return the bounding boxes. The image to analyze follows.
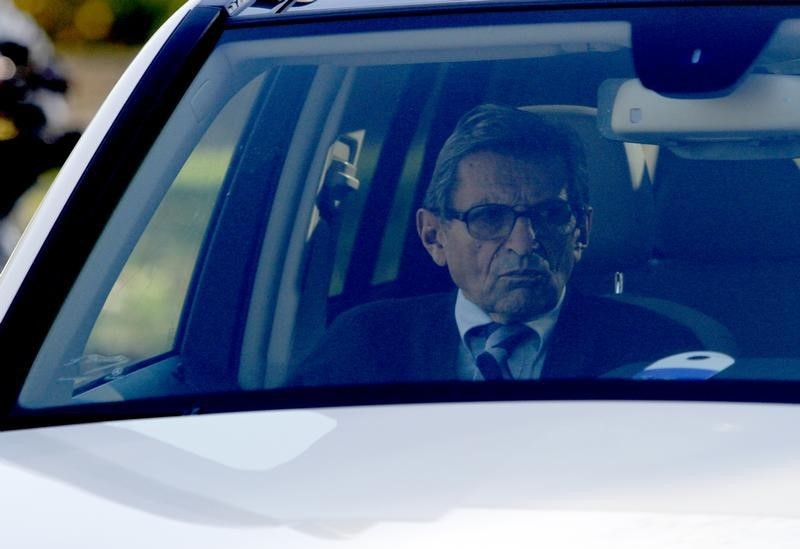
[15,4,800,412]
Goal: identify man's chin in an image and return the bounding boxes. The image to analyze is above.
[490,287,560,323]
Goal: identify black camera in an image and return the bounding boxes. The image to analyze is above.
[0,40,79,220]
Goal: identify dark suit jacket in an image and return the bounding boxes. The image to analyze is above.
[290,291,704,386]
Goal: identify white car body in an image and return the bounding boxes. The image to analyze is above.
[4,401,800,547]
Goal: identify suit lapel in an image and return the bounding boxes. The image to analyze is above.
[406,292,462,381]
[541,291,593,378]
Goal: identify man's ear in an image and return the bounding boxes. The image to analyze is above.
[574,206,593,260]
[416,208,448,267]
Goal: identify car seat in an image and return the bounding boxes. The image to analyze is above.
[626,148,800,357]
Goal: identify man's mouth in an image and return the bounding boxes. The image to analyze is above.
[494,253,551,282]
[499,269,547,280]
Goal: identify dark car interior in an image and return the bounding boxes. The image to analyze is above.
[18,8,800,410]
[287,60,746,373]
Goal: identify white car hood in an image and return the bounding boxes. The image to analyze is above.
[2,400,800,547]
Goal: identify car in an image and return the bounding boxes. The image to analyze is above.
[3,0,800,546]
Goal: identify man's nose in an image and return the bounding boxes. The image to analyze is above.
[504,215,540,255]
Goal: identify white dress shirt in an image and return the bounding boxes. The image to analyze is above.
[454,289,564,380]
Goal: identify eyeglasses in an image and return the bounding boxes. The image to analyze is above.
[439,199,582,240]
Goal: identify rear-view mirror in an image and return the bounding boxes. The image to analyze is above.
[598,75,800,159]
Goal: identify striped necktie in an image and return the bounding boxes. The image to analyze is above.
[474,323,533,380]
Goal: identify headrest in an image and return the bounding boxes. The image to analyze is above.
[521,105,655,272]
[654,148,800,261]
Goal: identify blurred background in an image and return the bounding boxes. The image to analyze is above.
[0,0,182,256]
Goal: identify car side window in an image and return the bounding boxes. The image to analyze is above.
[18,73,266,405]
[82,76,263,379]
[84,135,230,364]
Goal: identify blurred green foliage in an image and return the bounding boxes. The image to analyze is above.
[16,0,185,45]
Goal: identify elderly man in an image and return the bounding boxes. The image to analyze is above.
[292,104,702,385]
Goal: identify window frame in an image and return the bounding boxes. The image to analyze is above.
[6,3,800,430]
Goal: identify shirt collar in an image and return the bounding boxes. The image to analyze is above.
[454,288,565,345]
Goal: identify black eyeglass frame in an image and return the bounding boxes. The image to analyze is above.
[436,199,588,241]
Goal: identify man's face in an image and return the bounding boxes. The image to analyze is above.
[418,150,590,323]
